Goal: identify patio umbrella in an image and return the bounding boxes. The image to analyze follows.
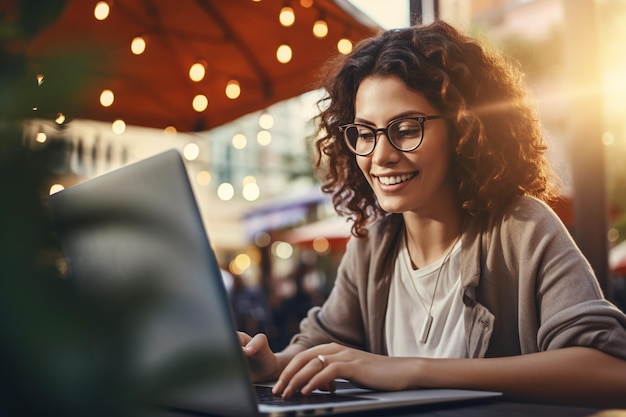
[282,215,352,251]
[24,0,379,132]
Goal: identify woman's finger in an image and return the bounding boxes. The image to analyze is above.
[281,354,334,397]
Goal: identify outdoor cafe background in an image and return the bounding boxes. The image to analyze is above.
[12,0,626,351]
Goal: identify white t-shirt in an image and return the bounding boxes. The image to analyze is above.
[385,235,467,358]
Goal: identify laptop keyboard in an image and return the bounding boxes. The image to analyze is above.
[255,385,373,406]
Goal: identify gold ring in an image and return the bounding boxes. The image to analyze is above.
[317,354,327,369]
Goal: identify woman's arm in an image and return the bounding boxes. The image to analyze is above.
[274,343,626,408]
[415,346,626,408]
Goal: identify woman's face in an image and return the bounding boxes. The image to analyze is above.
[354,75,456,216]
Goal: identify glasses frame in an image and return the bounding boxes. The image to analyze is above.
[339,115,443,156]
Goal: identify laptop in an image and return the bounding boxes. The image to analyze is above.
[48,149,500,417]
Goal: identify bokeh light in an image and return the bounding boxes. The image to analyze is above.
[131,37,146,55]
[183,142,200,161]
[217,183,235,201]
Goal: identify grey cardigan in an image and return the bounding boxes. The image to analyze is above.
[292,196,626,360]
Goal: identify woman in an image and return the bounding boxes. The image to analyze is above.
[239,20,626,407]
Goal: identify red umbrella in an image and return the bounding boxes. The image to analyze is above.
[24,0,379,131]
[283,215,352,251]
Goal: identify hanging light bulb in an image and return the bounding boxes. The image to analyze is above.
[276,44,292,63]
[225,80,241,99]
[192,94,208,112]
[337,38,353,54]
[313,19,328,38]
[131,37,146,55]
[259,112,274,129]
[112,119,126,134]
[257,130,272,146]
[163,126,177,136]
[94,1,110,20]
[279,6,295,27]
[232,133,247,149]
[189,62,206,82]
[183,142,200,161]
[99,89,114,107]
[197,170,211,186]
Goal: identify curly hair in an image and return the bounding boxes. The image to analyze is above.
[312,20,559,237]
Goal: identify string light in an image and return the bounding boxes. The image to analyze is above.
[131,37,146,55]
[242,175,257,186]
[234,254,252,272]
[99,89,114,107]
[257,130,272,146]
[217,183,235,201]
[313,19,328,38]
[272,241,293,259]
[55,113,66,124]
[337,38,353,54]
[197,170,211,186]
[313,237,330,253]
[163,126,177,136]
[183,142,200,160]
[242,182,260,201]
[255,232,271,248]
[276,44,292,63]
[112,119,126,134]
[189,62,206,82]
[232,133,247,149]
[259,112,274,129]
[279,6,295,27]
[94,1,110,20]
[225,80,241,99]
[192,94,208,112]
[299,0,314,7]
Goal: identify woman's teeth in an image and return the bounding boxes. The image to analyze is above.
[377,172,416,185]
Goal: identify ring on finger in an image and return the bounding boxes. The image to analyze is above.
[317,354,327,369]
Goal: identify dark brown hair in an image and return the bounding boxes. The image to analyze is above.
[312,20,559,237]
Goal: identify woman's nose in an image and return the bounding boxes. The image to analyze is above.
[371,132,400,166]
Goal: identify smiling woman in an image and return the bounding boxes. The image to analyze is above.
[237,20,626,408]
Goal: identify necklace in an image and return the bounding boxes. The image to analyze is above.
[404,231,460,344]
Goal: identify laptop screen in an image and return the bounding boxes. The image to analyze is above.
[48,149,258,417]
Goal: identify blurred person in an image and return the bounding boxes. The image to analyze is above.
[238,21,626,407]
[272,259,323,350]
[228,270,271,338]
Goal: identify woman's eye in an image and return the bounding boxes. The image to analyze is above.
[358,130,375,141]
[397,127,420,138]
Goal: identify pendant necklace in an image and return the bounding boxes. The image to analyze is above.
[405,232,460,344]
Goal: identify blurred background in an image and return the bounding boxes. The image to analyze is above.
[2,0,626,414]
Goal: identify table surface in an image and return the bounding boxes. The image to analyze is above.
[152,398,626,417]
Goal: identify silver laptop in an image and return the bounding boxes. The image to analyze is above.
[48,149,500,417]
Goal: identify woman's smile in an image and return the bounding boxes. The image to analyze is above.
[375,171,418,186]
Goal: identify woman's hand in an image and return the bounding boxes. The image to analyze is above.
[272,342,416,398]
[238,331,280,383]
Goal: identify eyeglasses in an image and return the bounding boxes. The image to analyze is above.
[339,115,443,156]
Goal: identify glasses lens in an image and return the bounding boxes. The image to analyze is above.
[343,125,375,155]
[388,119,423,151]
